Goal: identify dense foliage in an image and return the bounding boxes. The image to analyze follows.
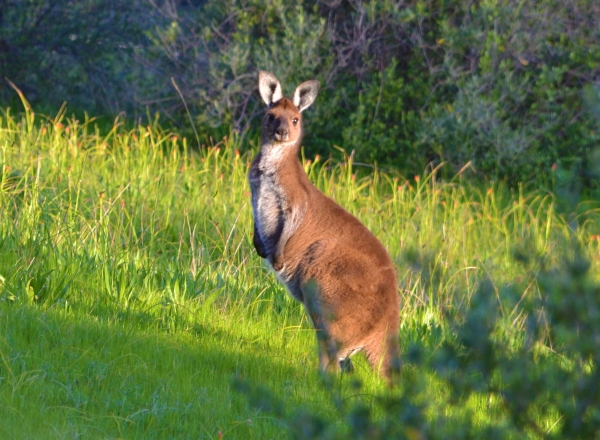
[2,0,599,182]
[0,0,152,114]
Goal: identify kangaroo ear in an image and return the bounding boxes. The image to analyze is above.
[293,80,320,112]
[258,71,283,106]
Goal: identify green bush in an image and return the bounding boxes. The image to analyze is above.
[0,0,153,114]
[419,1,600,182]
[140,0,600,183]
[3,0,599,184]
[341,60,426,170]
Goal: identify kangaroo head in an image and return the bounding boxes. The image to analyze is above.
[258,71,320,146]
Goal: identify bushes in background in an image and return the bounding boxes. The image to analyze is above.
[2,0,599,183]
[0,0,152,114]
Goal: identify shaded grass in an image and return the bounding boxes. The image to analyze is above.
[0,305,314,438]
[1,106,599,437]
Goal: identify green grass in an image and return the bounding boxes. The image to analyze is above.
[1,106,599,438]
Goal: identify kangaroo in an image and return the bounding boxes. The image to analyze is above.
[248,71,400,378]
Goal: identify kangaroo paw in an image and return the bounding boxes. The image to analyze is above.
[272,254,284,271]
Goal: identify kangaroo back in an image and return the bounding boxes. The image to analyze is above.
[248,71,400,378]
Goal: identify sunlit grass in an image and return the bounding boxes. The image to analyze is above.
[1,106,599,438]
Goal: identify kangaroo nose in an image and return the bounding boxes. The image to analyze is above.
[274,127,289,141]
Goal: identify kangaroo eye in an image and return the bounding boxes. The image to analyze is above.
[292,118,299,125]
[267,114,275,122]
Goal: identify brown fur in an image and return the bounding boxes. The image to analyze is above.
[249,71,400,377]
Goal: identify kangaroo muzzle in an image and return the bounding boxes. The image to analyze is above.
[273,125,289,142]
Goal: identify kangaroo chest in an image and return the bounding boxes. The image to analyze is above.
[248,157,288,255]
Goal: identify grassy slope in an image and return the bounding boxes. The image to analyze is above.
[0,108,599,438]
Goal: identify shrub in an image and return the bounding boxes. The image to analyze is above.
[3,0,599,184]
[141,0,600,183]
[419,0,600,182]
[0,0,154,114]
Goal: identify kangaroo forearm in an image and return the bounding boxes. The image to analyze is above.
[272,202,307,269]
[253,231,268,258]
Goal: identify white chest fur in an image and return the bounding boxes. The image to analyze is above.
[249,145,288,254]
